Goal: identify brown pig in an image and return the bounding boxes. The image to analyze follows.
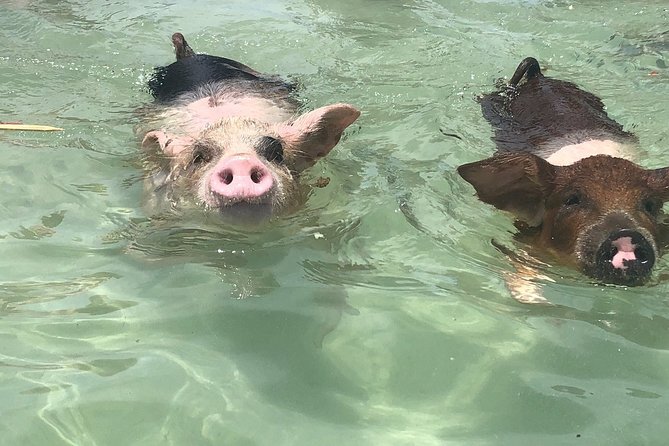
[458,57,669,286]
[137,33,360,222]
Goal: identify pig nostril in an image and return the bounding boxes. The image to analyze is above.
[607,245,617,260]
[250,168,263,184]
[221,170,234,185]
[636,247,650,264]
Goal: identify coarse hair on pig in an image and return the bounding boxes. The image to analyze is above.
[459,57,669,290]
[137,33,359,223]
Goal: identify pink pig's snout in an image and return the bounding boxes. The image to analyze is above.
[209,155,274,201]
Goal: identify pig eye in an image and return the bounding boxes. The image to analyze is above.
[256,136,284,164]
[642,198,661,216]
[191,144,214,165]
[564,193,581,206]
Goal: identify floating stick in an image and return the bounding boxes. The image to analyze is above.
[0,124,64,131]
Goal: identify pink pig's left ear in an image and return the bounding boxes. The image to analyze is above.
[142,130,194,156]
[278,103,360,172]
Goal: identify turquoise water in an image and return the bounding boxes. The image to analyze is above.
[1,0,668,444]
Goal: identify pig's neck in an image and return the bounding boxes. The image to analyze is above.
[545,139,633,166]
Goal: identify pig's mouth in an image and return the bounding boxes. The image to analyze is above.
[592,229,656,286]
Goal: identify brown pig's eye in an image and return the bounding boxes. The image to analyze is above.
[191,144,213,165]
[564,193,581,206]
[642,198,661,216]
[256,136,284,164]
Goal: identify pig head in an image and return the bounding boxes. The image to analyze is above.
[142,105,359,221]
[138,32,359,222]
[458,153,669,285]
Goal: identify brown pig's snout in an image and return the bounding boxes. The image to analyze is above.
[581,214,658,286]
[595,229,656,284]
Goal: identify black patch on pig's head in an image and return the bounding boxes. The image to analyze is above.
[190,141,217,166]
[178,141,219,178]
[256,136,284,164]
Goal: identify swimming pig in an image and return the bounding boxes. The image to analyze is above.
[458,57,669,286]
[137,33,360,222]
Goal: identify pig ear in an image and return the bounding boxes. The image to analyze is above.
[279,103,360,172]
[142,130,194,156]
[647,167,669,200]
[457,152,557,226]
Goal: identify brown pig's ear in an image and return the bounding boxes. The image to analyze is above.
[142,130,194,156]
[278,104,360,172]
[646,167,669,201]
[457,152,557,226]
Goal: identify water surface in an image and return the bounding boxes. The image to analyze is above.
[1,0,669,444]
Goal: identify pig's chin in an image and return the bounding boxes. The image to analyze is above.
[206,195,276,225]
[219,202,274,224]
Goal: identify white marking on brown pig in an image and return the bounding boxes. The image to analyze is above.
[546,139,633,166]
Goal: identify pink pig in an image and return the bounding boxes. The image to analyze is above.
[137,33,359,222]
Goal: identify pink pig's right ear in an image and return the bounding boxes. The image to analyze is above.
[458,152,557,226]
[142,130,194,156]
[278,103,360,172]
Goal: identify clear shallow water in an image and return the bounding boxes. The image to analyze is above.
[1,0,668,444]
